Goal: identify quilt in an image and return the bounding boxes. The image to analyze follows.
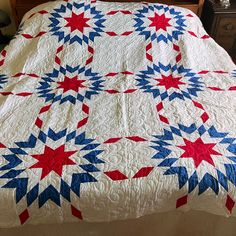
[0,0,236,228]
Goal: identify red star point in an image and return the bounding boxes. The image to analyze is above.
[30,145,77,179]
[57,76,86,93]
[178,138,222,168]
[156,74,185,90]
[64,12,90,33]
[148,13,171,31]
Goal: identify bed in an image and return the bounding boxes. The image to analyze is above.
[0,0,236,233]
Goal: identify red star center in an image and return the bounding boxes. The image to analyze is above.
[30,145,77,180]
[178,138,222,168]
[64,12,90,33]
[155,74,186,90]
[148,13,171,31]
[57,76,86,93]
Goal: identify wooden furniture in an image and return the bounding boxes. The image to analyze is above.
[10,0,205,27]
[10,0,50,26]
[201,0,236,60]
[0,10,11,43]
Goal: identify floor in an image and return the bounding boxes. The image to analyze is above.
[1,210,236,236]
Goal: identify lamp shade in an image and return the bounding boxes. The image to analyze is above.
[0,9,11,28]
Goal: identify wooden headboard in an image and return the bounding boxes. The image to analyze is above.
[10,0,205,27]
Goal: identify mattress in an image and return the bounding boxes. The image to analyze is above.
[0,0,236,228]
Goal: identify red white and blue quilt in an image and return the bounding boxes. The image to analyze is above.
[0,0,236,227]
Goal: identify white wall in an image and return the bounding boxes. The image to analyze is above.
[0,0,16,36]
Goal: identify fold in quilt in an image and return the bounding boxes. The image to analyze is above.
[0,0,236,228]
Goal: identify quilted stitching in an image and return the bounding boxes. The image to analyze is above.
[0,0,236,227]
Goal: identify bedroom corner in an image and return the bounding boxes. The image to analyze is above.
[0,0,16,36]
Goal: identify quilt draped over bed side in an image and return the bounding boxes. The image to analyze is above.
[0,0,236,227]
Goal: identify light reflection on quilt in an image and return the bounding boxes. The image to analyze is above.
[0,0,236,227]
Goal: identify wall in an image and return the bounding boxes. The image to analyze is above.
[0,0,16,35]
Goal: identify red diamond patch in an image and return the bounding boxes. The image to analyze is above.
[104,170,128,181]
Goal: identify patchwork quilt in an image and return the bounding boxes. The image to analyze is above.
[0,0,236,228]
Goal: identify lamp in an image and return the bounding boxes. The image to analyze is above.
[219,0,231,8]
[0,9,11,44]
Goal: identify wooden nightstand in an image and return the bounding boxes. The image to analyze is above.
[201,0,236,60]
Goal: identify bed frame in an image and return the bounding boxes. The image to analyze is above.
[10,0,205,27]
